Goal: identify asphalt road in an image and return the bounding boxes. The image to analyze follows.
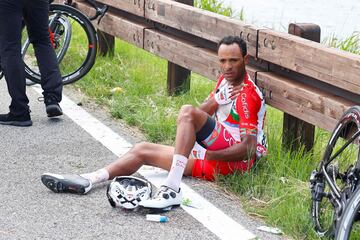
[0,79,289,240]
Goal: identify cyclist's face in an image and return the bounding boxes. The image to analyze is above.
[218,43,248,84]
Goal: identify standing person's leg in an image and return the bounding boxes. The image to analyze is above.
[23,0,63,117]
[0,0,32,126]
[41,142,195,194]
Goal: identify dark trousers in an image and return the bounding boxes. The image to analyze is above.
[0,0,62,116]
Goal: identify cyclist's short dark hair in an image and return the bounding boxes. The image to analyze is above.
[217,36,247,57]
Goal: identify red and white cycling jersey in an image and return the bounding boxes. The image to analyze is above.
[190,72,267,180]
[211,72,266,157]
[191,72,267,160]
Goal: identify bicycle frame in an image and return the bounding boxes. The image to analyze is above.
[310,119,360,236]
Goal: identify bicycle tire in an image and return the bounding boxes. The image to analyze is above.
[22,14,72,86]
[311,106,360,237]
[23,4,97,85]
[336,185,360,240]
[22,14,72,65]
[52,15,72,63]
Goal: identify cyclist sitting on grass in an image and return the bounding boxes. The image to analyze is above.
[41,35,267,211]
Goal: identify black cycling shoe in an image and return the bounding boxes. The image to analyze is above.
[44,95,63,117]
[41,173,92,194]
[0,112,32,127]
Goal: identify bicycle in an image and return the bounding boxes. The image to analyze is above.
[22,0,108,85]
[310,106,360,238]
[336,183,360,239]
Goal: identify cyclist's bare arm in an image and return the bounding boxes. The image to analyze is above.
[205,134,257,161]
[199,96,218,115]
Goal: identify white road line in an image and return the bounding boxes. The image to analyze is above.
[32,85,257,240]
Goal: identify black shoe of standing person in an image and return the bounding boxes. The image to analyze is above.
[0,112,32,127]
[44,95,63,118]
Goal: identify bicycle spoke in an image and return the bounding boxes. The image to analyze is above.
[330,131,360,162]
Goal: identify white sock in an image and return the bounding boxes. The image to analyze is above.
[163,154,188,192]
[81,168,109,184]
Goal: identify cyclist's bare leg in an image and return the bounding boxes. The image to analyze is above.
[105,142,194,179]
[105,105,207,181]
[174,105,209,156]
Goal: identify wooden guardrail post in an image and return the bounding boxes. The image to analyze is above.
[167,0,194,96]
[98,30,115,57]
[282,23,320,152]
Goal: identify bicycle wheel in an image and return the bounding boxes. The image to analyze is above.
[22,4,97,85]
[336,186,360,240]
[22,14,72,65]
[311,106,360,237]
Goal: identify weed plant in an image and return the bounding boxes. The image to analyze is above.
[195,0,245,21]
[323,31,360,54]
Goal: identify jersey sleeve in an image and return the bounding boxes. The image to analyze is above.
[235,86,261,138]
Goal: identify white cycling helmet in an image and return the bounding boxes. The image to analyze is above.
[106,176,152,209]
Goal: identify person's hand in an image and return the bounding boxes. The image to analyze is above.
[229,84,243,100]
[214,85,232,105]
[215,84,244,105]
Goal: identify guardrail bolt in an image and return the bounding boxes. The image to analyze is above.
[264,38,269,48]
[148,1,155,10]
[271,40,276,50]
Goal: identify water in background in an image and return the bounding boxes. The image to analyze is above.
[224,0,360,40]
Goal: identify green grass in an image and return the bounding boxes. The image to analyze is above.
[76,42,214,145]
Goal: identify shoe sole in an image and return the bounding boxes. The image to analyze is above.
[41,174,90,194]
[143,204,181,212]
[46,105,63,118]
[0,120,32,127]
